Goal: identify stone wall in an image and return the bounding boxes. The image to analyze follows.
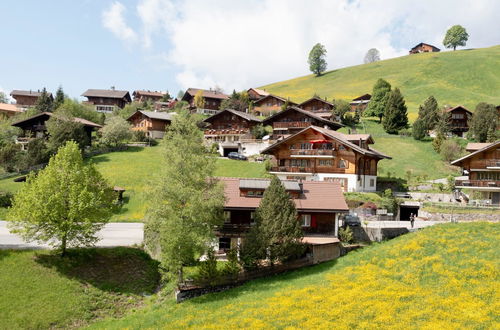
[419,210,499,222]
[352,226,409,242]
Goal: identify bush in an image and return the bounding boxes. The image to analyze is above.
[440,139,464,162]
[0,192,13,207]
[398,128,412,137]
[412,118,426,140]
[100,116,133,147]
[339,226,353,244]
[221,248,240,277]
[198,249,219,286]
[133,130,147,142]
[0,143,22,172]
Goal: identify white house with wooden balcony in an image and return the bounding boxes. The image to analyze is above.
[451,141,500,205]
[261,126,391,192]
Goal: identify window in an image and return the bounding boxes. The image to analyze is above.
[338,159,347,168]
[290,159,309,168]
[452,113,464,119]
[219,237,231,250]
[96,105,114,113]
[338,145,346,151]
[370,179,375,187]
[224,211,231,223]
[289,144,295,150]
[250,212,256,224]
[300,143,312,150]
[279,159,286,166]
[318,159,333,166]
[247,190,254,196]
[301,214,311,227]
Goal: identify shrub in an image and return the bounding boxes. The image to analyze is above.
[0,143,22,172]
[198,249,219,286]
[339,226,353,244]
[440,139,464,162]
[133,130,147,142]
[0,192,13,207]
[412,118,427,140]
[398,128,412,137]
[100,116,133,147]
[221,248,240,277]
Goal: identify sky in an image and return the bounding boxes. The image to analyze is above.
[0,0,499,101]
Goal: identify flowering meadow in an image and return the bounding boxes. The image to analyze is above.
[93,222,499,329]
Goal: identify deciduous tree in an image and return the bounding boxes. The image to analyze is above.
[364,79,391,123]
[364,48,380,63]
[308,43,327,76]
[100,116,132,147]
[382,88,408,134]
[0,91,8,103]
[443,25,469,51]
[7,141,115,256]
[194,90,206,109]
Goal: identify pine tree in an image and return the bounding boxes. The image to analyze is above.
[53,86,65,110]
[255,176,305,265]
[412,118,427,140]
[382,88,408,134]
[35,87,53,112]
[417,96,439,131]
[469,102,498,142]
[364,79,391,123]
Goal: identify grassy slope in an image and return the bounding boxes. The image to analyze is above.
[0,247,159,329]
[261,46,500,120]
[0,146,266,221]
[91,222,499,329]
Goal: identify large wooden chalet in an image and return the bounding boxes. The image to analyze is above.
[127,110,176,139]
[181,88,229,115]
[247,88,269,101]
[82,89,132,113]
[409,43,440,54]
[10,90,53,110]
[445,105,473,137]
[262,106,343,139]
[298,96,335,120]
[262,126,391,192]
[350,94,371,112]
[452,141,500,206]
[132,90,167,103]
[11,112,101,148]
[203,109,262,156]
[217,177,348,262]
[252,94,297,117]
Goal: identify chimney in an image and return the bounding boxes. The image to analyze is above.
[298,179,304,195]
[111,86,115,90]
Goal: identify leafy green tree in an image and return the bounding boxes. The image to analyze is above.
[35,87,53,112]
[219,91,249,112]
[53,86,65,110]
[435,110,451,137]
[0,91,8,103]
[440,139,464,162]
[144,110,224,282]
[308,43,327,76]
[177,90,185,99]
[194,90,206,109]
[443,25,469,51]
[251,124,271,139]
[412,118,427,140]
[254,176,305,265]
[55,99,103,125]
[100,116,132,147]
[332,99,358,126]
[382,88,408,134]
[160,91,171,102]
[116,101,144,120]
[364,48,380,64]
[7,141,115,256]
[468,103,498,142]
[46,115,89,152]
[417,96,439,132]
[364,79,391,122]
[0,143,22,172]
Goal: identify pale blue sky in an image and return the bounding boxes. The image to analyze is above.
[1,0,499,101]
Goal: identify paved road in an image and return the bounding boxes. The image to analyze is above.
[0,221,144,249]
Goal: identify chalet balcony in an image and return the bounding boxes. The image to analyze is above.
[204,128,250,135]
[271,166,314,173]
[455,179,500,190]
[470,160,500,170]
[215,223,252,236]
[290,149,334,157]
[273,121,312,130]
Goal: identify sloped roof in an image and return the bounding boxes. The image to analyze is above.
[262,125,391,159]
[352,94,371,101]
[247,88,270,97]
[465,142,492,152]
[10,90,53,99]
[127,110,176,122]
[219,177,349,212]
[451,141,500,166]
[298,96,334,108]
[203,108,261,124]
[133,90,165,98]
[253,94,297,106]
[0,103,21,113]
[410,43,440,51]
[344,133,374,144]
[262,106,343,129]
[444,105,473,115]
[11,112,102,128]
[239,178,301,191]
[82,89,131,101]
[184,88,229,100]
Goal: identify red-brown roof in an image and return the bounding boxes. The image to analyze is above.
[219,177,349,212]
[10,90,53,98]
[133,90,165,98]
[253,94,297,106]
[444,105,473,115]
[0,103,21,113]
[247,88,270,97]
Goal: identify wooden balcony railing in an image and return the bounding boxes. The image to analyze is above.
[455,180,500,188]
[215,223,252,234]
[273,121,312,129]
[290,149,333,156]
[204,129,250,135]
[271,166,314,173]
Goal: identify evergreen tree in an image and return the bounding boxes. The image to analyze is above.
[412,118,427,140]
[382,88,408,134]
[254,176,305,265]
[35,87,53,112]
[417,96,439,131]
[160,91,171,102]
[7,141,115,256]
[443,25,469,51]
[144,110,224,282]
[46,116,89,153]
[53,86,65,110]
[364,79,391,123]
[308,43,327,76]
[468,102,498,142]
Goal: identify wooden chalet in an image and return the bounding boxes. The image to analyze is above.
[181,88,229,115]
[127,110,176,139]
[203,109,262,156]
[0,103,22,118]
[217,177,348,262]
[350,94,371,111]
[247,88,270,101]
[252,94,297,117]
[298,96,335,120]
[11,112,101,148]
[132,90,167,103]
[262,126,391,192]
[10,90,53,110]
[262,106,343,139]
[445,105,473,137]
[409,43,440,54]
[81,89,132,113]
[452,141,500,206]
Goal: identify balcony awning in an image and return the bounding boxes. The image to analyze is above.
[309,139,329,144]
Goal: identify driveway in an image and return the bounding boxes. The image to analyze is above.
[0,221,144,249]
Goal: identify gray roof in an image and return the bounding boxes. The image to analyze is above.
[184,88,229,100]
[239,178,301,191]
[451,140,500,165]
[130,110,176,121]
[82,89,131,100]
[204,108,262,123]
[10,90,53,98]
[262,106,343,129]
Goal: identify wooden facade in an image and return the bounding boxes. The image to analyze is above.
[247,88,269,101]
[409,43,440,54]
[298,97,334,119]
[82,89,131,113]
[181,88,229,111]
[127,111,175,139]
[445,106,473,137]
[350,94,371,111]
[452,141,500,205]
[10,90,53,109]
[253,94,296,117]
[132,90,165,103]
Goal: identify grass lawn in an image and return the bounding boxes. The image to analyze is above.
[261,45,500,120]
[0,146,266,222]
[0,247,160,329]
[91,222,499,329]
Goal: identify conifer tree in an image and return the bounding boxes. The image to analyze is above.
[417,96,439,132]
[35,87,53,112]
[382,88,408,134]
[364,79,391,123]
[53,86,65,110]
[468,102,498,142]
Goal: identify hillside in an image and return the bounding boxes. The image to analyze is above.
[261,45,500,120]
[91,222,499,329]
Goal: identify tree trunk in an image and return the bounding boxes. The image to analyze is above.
[453,46,456,51]
[379,115,383,123]
[61,234,67,257]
